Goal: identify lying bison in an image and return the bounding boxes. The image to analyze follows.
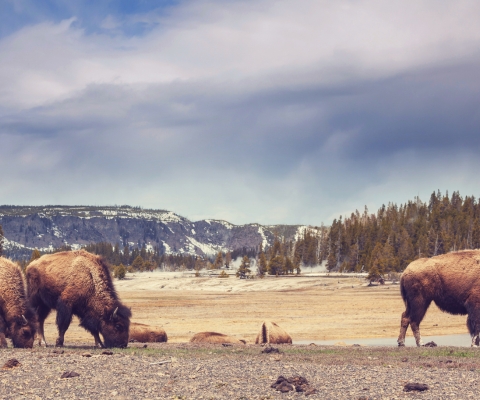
[0,257,36,348]
[26,250,131,348]
[255,321,292,344]
[398,250,480,347]
[190,332,246,344]
[129,322,167,343]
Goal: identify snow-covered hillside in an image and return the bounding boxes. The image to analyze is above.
[0,205,315,259]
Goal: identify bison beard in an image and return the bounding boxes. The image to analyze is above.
[26,250,131,348]
[398,250,480,347]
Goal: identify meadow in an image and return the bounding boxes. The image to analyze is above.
[39,271,469,346]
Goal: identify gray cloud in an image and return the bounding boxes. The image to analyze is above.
[2,1,480,225]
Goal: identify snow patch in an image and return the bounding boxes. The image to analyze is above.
[294,226,309,241]
[258,226,269,249]
[163,241,172,254]
[186,236,220,257]
[52,226,62,238]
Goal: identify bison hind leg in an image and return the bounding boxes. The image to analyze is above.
[398,295,430,347]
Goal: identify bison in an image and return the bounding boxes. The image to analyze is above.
[255,321,292,344]
[129,322,167,343]
[0,257,36,348]
[398,250,480,347]
[26,250,131,348]
[190,331,246,344]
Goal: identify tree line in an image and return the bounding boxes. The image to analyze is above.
[2,190,480,278]
[318,190,480,278]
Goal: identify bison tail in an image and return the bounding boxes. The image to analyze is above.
[400,275,407,304]
[399,275,413,316]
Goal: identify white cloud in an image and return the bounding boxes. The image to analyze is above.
[2,0,480,108]
[2,0,480,225]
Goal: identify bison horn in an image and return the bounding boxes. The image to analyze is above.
[112,307,118,320]
[21,315,28,326]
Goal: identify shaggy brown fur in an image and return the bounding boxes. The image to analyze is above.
[0,257,36,348]
[190,331,246,344]
[398,250,480,347]
[255,321,292,344]
[129,322,167,343]
[26,250,131,348]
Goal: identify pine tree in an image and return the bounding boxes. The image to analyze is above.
[225,251,232,268]
[131,255,145,271]
[268,255,284,275]
[284,257,294,274]
[236,256,251,279]
[29,249,42,264]
[114,264,126,280]
[326,252,337,272]
[143,260,155,272]
[258,251,267,277]
[214,251,224,269]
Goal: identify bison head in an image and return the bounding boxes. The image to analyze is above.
[100,305,131,348]
[10,314,36,348]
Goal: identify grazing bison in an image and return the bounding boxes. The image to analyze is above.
[26,250,131,348]
[255,321,292,344]
[190,332,246,344]
[129,322,167,343]
[398,250,480,347]
[0,257,36,348]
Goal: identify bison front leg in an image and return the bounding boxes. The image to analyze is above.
[92,332,105,348]
[0,316,8,348]
[55,300,73,347]
[36,304,51,347]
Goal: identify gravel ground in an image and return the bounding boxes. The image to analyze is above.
[1,343,479,399]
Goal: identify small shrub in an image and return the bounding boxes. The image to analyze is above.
[218,270,229,278]
[114,264,126,280]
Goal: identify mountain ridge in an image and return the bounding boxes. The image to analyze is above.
[0,205,312,259]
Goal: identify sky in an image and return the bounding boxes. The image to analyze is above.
[1,0,480,226]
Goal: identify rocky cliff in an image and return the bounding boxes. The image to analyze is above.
[0,206,309,259]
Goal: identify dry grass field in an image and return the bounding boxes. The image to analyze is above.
[40,271,469,346]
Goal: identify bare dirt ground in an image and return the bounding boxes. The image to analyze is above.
[1,343,480,399]
[1,272,477,399]
[39,271,469,345]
